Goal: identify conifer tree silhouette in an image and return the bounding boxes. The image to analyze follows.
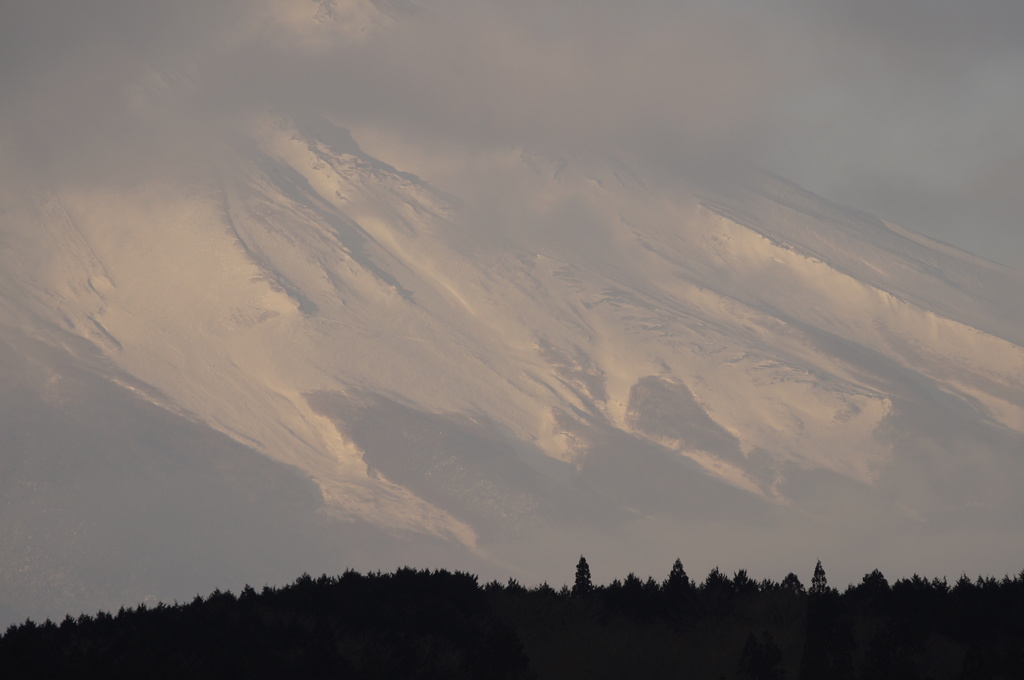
[809,560,829,596]
[572,556,593,597]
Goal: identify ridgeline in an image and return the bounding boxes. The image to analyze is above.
[3,559,1023,679]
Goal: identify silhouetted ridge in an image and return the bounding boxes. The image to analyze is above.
[3,560,1024,679]
[1,568,528,680]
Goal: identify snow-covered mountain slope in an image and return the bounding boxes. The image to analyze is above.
[3,107,1024,622]
[0,324,480,624]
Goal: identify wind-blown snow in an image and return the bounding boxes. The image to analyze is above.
[3,112,1024,623]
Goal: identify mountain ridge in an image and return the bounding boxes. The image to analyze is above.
[2,110,1023,625]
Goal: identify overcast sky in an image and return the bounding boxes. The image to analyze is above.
[3,0,1022,265]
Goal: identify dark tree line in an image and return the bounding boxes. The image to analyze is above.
[0,568,528,680]
[4,559,1024,679]
[486,557,1024,679]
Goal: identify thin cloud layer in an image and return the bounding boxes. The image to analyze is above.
[2,0,1022,261]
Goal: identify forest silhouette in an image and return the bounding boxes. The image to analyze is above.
[3,558,1023,679]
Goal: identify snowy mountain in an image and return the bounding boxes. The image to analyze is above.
[3,0,1023,625]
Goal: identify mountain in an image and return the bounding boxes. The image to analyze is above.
[3,1,1023,627]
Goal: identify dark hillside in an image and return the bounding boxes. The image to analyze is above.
[3,561,1023,679]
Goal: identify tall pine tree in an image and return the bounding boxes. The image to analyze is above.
[572,556,593,597]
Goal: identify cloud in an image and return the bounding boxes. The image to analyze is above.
[753,0,1024,263]
[2,0,1022,262]
[0,0,250,186]
[2,0,815,183]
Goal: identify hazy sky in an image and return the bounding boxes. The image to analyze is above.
[3,0,1022,265]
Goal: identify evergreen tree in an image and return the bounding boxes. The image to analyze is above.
[780,573,805,595]
[702,566,733,594]
[663,558,691,593]
[809,560,830,596]
[663,558,697,622]
[733,569,759,595]
[802,560,854,680]
[572,555,593,598]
